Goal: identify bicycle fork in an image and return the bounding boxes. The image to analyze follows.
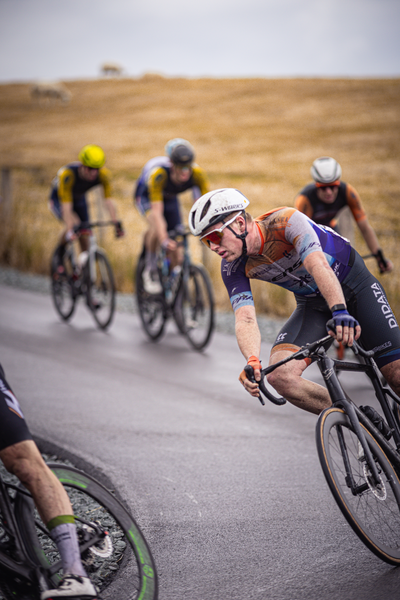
[319,350,382,488]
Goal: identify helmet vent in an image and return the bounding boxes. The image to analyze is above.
[200,199,211,221]
[190,210,197,230]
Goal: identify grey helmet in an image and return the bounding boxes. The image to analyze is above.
[311,157,342,184]
[165,138,195,166]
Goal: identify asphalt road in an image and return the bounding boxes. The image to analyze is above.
[1,283,400,600]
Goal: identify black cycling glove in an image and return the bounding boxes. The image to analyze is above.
[115,221,125,238]
[374,249,388,274]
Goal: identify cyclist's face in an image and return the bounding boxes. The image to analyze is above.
[171,164,192,184]
[203,220,242,261]
[81,166,99,181]
[316,184,339,204]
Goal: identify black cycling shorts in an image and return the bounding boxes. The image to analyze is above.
[0,364,33,452]
[272,251,400,369]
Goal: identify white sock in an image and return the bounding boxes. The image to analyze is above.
[51,522,87,577]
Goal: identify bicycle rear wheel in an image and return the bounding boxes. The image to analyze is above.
[14,464,158,600]
[316,407,400,565]
[86,250,115,330]
[179,264,214,351]
[50,247,76,321]
[135,252,166,341]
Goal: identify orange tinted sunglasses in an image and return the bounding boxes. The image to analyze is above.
[200,213,238,247]
[316,180,340,189]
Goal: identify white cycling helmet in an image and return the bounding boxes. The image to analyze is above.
[311,157,342,184]
[189,188,250,236]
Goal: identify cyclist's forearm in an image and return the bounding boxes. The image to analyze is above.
[60,202,75,233]
[104,198,118,222]
[303,252,346,310]
[235,306,261,360]
[357,218,380,255]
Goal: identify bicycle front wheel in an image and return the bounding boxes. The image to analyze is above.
[135,253,166,341]
[50,247,76,321]
[15,463,158,600]
[179,264,214,351]
[316,407,400,565]
[86,250,116,330]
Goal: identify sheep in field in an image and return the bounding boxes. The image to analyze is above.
[100,62,123,76]
[30,81,72,105]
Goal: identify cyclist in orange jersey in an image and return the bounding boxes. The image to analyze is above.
[295,157,392,274]
[189,189,400,417]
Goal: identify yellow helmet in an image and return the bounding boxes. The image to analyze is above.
[78,145,106,168]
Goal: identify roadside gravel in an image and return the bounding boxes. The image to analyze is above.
[0,266,285,343]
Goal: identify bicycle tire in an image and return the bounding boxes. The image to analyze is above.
[50,247,76,321]
[316,407,400,565]
[135,252,166,341]
[86,250,116,330]
[180,264,214,351]
[14,463,158,600]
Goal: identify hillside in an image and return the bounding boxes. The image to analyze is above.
[0,75,399,314]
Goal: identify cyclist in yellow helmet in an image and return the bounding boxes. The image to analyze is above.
[49,145,124,266]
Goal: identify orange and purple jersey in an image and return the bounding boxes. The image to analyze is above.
[294,181,366,228]
[222,207,354,311]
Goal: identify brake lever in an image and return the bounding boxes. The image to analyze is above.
[244,366,286,406]
[244,365,265,406]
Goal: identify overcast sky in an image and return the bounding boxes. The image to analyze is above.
[0,0,399,82]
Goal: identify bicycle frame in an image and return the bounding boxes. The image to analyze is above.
[0,476,45,585]
[316,348,400,485]
[158,228,191,309]
[256,335,400,486]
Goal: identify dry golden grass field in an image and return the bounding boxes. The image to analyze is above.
[0,75,399,317]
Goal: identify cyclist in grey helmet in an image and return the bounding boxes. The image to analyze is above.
[134,139,209,294]
[295,157,392,274]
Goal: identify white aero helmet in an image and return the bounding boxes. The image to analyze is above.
[311,157,342,184]
[189,188,250,236]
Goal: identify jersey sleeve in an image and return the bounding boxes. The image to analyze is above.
[191,166,210,199]
[98,167,113,198]
[57,168,75,203]
[221,257,254,312]
[284,209,323,260]
[147,167,168,204]
[346,184,367,222]
[294,194,314,218]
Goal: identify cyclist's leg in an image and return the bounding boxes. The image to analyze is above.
[163,196,183,269]
[0,368,94,591]
[73,196,90,253]
[343,254,400,395]
[266,297,332,415]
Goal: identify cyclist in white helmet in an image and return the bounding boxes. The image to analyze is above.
[189,188,400,416]
[295,157,392,274]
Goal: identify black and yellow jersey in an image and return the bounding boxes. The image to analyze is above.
[51,162,112,203]
[136,157,209,204]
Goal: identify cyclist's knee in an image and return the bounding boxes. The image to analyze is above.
[0,440,44,485]
[267,365,302,396]
[381,359,400,393]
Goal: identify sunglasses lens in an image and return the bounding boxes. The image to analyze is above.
[201,230,223,247]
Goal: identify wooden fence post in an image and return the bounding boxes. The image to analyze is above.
[1,168,12,218]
